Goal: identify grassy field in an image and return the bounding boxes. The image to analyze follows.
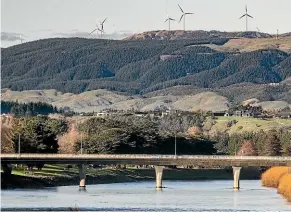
[206,37,291,53]
[208,116,291,134]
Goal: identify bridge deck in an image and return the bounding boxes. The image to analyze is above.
[1,154,291,167]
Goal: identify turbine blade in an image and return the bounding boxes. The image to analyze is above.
[169,18,176,21]
[178,4,184,13]
[247,14,253,18]
[89,29,97,34]
[245,5,247,13]
[185,13,193,15]
[102,18,107,24]
[239,14,246,19]
[165,19,168,23]
[179,14,184,23]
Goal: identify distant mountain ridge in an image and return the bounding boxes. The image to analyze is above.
[1,31,291,101]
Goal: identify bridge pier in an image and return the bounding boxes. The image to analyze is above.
[155,166,164,189]
[78,164,88,191]
[2,164,12,175]
[232,166,241,191]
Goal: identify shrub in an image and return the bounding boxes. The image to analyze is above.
[188,126,203,137]
[278,172,291,202]
[261,166,289,188]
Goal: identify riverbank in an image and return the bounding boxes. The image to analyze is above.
[1,165,264,189]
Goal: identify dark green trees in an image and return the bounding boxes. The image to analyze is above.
[12,116,68,153]
[72,114,216,155]
[264,130,282,156]
[2,38,290,95]
[1,101,62,117]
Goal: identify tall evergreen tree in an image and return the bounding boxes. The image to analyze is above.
[264,130,282,156]
[213,132,229,155]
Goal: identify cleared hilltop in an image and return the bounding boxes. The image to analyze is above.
[124,30,274,40]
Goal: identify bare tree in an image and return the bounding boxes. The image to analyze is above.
[1,116,15,153]
[58,123,80,154]
[237,140,258,156]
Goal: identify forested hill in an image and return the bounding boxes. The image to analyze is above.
[1,36,291,95]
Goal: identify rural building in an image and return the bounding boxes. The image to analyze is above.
[234,110,263,118]
[159,54,182,61]
[96,112,111,117]
[213,112,227,116]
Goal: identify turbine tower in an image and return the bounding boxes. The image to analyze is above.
[19,34,24,44]
[178,4,193,31]
[99,18,107,37]
[165,11,176,31]
[239,5,253,31]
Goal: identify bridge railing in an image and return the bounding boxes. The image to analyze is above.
[1,154,291,161]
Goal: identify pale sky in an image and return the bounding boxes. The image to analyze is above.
[1,0,291,47]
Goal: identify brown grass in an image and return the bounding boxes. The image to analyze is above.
[278,172,291,202]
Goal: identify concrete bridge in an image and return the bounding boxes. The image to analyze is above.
[1,154,291,191]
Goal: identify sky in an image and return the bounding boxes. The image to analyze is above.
[1,0,291,47]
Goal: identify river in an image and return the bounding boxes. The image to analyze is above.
[1,180,290,211]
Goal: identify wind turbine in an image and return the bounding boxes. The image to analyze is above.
[165,10,176,31]
[178,4,193,31]
[89,18,106,38]
[239,5,253,31]
[89,22,102,38]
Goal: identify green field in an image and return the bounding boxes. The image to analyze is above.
[208,116,291,134]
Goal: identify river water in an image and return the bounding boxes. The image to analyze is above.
[1,180,290,211]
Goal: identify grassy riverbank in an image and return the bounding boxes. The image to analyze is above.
[1,164,263,189]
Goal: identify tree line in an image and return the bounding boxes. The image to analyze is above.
[0,101,75,117]
[1,114,290,157]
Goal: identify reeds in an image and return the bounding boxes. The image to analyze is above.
[261,166,291,202]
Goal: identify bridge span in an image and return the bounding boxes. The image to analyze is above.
[1,154,291,191]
